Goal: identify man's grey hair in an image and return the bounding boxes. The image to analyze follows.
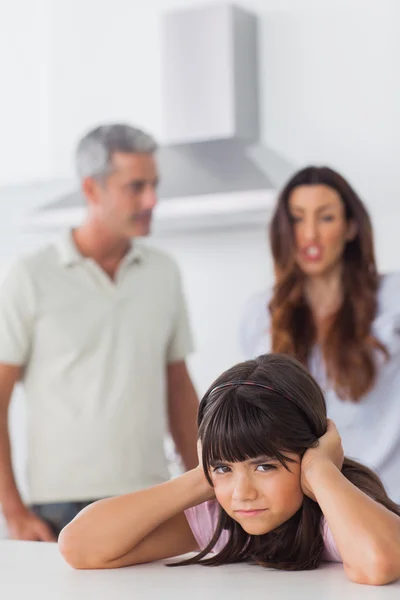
[75,123,157,180]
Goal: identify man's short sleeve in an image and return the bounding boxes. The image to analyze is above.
[0,260,36,365]
[166,267,194,364]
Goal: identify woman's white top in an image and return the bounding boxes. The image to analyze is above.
[240,273,400,504]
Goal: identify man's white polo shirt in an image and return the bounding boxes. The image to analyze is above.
[0,231,193,503]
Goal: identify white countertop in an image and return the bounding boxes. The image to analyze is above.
[1,541,399,599]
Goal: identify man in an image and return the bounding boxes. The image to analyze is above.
[0,124,199,540]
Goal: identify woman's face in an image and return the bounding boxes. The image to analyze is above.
[288,184,356,278]
[210,453,304,536]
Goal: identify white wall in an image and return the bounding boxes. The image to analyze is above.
[260,0,399,205]
[0,0,399,521]
[0,0,52,185]
[151,228,271,389]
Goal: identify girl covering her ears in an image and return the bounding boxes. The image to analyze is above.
[59,354,400,586]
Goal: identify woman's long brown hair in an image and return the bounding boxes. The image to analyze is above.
[269,166,386,401]
[175,354,400,571]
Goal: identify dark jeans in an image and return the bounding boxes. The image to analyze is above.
[30,500,98,538]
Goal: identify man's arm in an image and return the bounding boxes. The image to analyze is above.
[0,262,56,540]
[0,364,55,541]
[166,361,198,471]
[0,364,24,517]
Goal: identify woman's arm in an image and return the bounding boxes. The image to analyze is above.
[58,467,214,569]
[302,422,400,585]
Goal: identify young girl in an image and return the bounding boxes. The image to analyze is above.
[59,354,400,585]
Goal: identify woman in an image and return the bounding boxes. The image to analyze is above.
[58,354,400,585]
[240,166,400,503]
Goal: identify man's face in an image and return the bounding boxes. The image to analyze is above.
[85,151,159,238]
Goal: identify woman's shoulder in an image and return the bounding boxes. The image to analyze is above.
[239,288,273,359]
[374,272,400,338]
[378,272,400,311]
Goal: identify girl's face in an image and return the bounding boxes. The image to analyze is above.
[210,453,304,535]
[288,184,356,278]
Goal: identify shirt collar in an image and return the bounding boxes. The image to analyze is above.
[56,230,145,267]
[121,243,145,267]
[57,230,83,266]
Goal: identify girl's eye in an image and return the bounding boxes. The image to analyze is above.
[212,465,231,474]
[320,214,335,222]
[256,464,277,473]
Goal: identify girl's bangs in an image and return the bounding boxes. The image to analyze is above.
[200,391,292,469]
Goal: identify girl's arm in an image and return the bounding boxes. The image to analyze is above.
[58,467,214,569]
[302,421,400,586]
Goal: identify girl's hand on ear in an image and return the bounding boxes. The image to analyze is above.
[197,439,203,470]
[195,438,216,501]
[301,420,344,500]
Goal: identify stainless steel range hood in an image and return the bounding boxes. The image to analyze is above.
[26,3,294,233]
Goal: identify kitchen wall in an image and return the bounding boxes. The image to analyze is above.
[0,0,52,184]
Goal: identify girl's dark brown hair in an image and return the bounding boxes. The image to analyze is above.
[269,165,386,401]
[177,354,399,571]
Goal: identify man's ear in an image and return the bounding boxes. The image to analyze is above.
[82,177,101,206]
